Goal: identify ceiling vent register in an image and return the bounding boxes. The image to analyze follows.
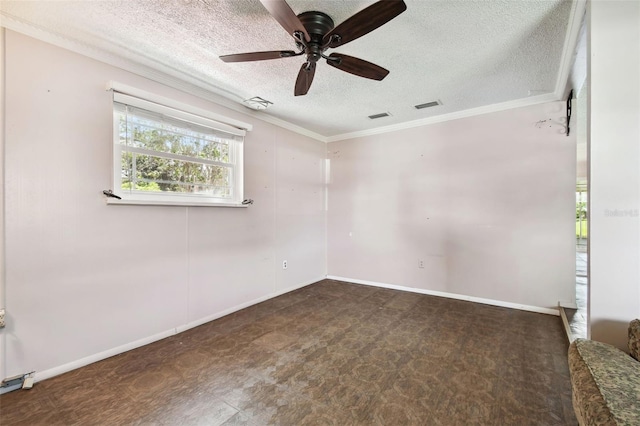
[414,100,441,109]
[368,112,391,119]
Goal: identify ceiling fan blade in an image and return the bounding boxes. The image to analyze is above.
[327,54,389,80]
[260,0,310,42]
[294,62,316,96]
[323,0,407,48]
[219,50,298,63]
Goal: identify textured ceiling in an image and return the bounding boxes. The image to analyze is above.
[1,0,576,138]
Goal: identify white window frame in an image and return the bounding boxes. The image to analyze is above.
[107,82,252,207]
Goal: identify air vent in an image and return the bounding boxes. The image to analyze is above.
[368,112,391,119]
[414,100,441,110]
[243,97,273,110]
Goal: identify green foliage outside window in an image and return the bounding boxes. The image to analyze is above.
[576,200,588,238]
[576,220,588,238]
[120,116,232,196]
[121,180,161,192]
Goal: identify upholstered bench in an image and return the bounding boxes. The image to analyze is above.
[568,320,640,425]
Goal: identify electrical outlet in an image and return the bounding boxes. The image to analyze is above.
[0,308,5,328]
[418,260,424,269]
[282,260,288,270]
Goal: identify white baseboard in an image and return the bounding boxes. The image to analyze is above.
[559,307,575,343]
[175,277,322,333]
[35,328,177,383]
[8,276,324,392]
[326,275,560,316]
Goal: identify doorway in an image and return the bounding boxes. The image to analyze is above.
[568,78,588,340]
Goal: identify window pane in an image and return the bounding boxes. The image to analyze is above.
[122,152,232,198]
[121,151,134,191]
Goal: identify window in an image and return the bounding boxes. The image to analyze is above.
[110,87,249,206]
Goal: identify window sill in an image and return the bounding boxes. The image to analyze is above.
[106,198,249,207]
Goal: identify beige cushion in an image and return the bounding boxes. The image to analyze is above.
[628,319,640,362]
[569,338,640,426]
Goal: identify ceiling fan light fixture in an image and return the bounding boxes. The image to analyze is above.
[368,112,391,119]
[414,100,442,110]
[243,97,273,110]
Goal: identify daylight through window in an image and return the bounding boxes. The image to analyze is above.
[111,92,246,206]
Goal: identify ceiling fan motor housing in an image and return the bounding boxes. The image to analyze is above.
[297,11,335,63]
[298,11,335,37]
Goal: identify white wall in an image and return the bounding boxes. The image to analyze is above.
[327,102,576,311]
[3,30,326,379]
[588,1,640,350]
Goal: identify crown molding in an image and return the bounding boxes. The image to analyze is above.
[325,92,558,142]
[553,0,587,99]
[0,13,328,143]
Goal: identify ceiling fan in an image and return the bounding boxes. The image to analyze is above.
[220,0,407,96]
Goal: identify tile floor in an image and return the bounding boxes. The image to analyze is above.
[0,280,577,425]
[564,250,587,340]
